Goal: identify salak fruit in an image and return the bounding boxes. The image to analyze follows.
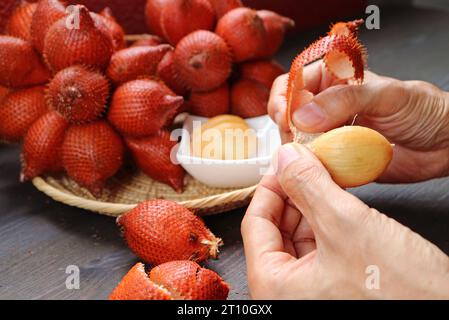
[257,10,295,57]
[126,130,185,192]
[231,79,269,118]
[239,59,285,89]
[117,199,223,265]
[61,120,124,196]
[108,79,184,137]
[308,126,393,188]
[47,65,110,124]
[5,0,37,41]
[189,83,230,117]
[109,261,229,300]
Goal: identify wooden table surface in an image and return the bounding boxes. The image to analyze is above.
[1,5,449,300]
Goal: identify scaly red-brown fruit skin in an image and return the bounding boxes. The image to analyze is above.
[174,30,232,92]
[0,86,48,143]
[257,10,294,58]
[0,36,50,88]
[240,59,285,89]
[216,7,266,63]
[108,79,184,138]
[231,79,269,118]
[46,65,110,124]
[126,130,185,192]
[109,263,173,300]
[149,261,230,300]
[160,0,215,46]
[144,0,172,38]
[61,121,124,196]
[95,7,126,51]
[30,0,66,53]
[157,50,187,95]
[117,199,222,265]
[207,0,242,18]
[43,5,114,72]
[0,86,9,103]
[21,111,69,181]
[190,83,230,117]
[106,44,172,85]
[131,35,164,48]
[5,1,37,41]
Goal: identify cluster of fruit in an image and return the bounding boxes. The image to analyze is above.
[0,0,293,195]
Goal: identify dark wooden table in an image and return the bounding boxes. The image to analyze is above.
[1,5,449,300]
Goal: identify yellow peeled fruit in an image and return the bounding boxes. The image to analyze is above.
[309,126,393,188]
[191,115,257,160]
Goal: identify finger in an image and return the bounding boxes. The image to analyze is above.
[276,143,369,242]
[293,215,316,258]
[268,74,291,134]
[241,174,289,266]
[291,71,402,133]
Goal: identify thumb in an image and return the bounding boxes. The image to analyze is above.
[276,143,370,244]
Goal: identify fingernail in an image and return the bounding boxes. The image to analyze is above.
[276,143,301,175]
[293,102,326,129]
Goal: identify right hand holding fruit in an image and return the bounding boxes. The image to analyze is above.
[269,62,449,183]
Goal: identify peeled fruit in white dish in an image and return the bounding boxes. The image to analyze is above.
[308,126,393,188]
[191,115,257,160]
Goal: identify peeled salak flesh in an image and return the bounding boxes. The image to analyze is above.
[30,0,67,53]
[216,8,266,62]
[240,59,285,89]
[117,199,223,265]
[109,261,229,300]
[21,111,69,181]
[47,65,110,124]
[189,83,230,117]
[174,30,232,92]
[43,5,113,72]
[126,130,186,192]
[257,10,295,57]
[106,44,172,84]
[0,36,50,88]
[231,79,269,118]
[160,0,215,46]
[61,121,124,196]
[5,1,37,41]
[0,86,48,143]
[108,79,184,138]
[309,126,393,188]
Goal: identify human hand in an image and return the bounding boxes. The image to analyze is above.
[268,61,449,183]
[241,143,449,299]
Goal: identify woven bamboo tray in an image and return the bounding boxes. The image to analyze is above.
[32,171,257,217]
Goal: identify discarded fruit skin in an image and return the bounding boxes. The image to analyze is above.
[190,83,230,117]
[62,121,124,196]
[231,79,269,118]
[106,44,172,84]
[117,199,222,265]
[149,261,230,300]
[126,130,186,192]
[309,126,393,188]
[43,5,114,72]
[216,8,266,63]
[0,86,48,143]
[157,50,188,95]
[257,10,295,58]
[131,35,164,48]
[160,0,216,46]
[95,7,126,51]
[108,79,184,138]
[145,0,172,38]
[207,0,242,18]
[240,59,285,89]
[6,1,37,41]
[0,36,50,88]
[21,111,69,181]
[109,263,173,300]
[30,0,67,53]
[174,30,232,92]
[47,65,110,124]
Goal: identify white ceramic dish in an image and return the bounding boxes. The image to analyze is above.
[177,115,281,188]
